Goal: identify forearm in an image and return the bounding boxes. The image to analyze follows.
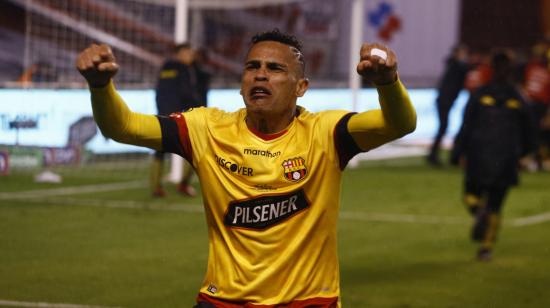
[90,81,162,150]
[347,79,416,151]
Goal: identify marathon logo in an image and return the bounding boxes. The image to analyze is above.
[244,148,281,158]
[215,154,253,176]
[224,189,310,230]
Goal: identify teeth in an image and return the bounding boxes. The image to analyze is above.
[252,88,269,95]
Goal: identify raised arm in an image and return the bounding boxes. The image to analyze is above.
[348,43,416,151]
[76,44,162,150]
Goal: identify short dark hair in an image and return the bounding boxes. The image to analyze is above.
[250,29,306,76]
[492,51,511,68]
[491,50,513,81]
[251,29,303,51]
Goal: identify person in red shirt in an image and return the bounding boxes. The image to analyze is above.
[523,42,550,170]
[464,50,493,94]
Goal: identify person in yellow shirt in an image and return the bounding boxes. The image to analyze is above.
[76,29,416,307]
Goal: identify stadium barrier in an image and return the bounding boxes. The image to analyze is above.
[0,87,469,178]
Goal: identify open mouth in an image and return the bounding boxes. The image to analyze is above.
[250,86,272,99]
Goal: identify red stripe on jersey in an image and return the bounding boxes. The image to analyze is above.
[248,125,288,141]
[196,293,338,308]
[169,113,194,163]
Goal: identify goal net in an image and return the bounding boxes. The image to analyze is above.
[6,0,345,88]
[1,0,348,199]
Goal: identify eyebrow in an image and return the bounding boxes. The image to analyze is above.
[245,60,289,70]
[267,62,287,70]
[244,60,260,67]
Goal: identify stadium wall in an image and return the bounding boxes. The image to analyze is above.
[0,87,469,154]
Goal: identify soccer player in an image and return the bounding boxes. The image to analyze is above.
[76,29,416,307]
[152,43,209,197]
[451,51,535,261]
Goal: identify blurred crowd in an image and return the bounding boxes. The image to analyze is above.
[428,39,550,172]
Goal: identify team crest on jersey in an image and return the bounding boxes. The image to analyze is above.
[282,157,307,182]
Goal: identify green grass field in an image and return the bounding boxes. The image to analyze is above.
[1,157,549,308]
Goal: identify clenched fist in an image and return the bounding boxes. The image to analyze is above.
[356,43,398,86]
[76,44,119,88]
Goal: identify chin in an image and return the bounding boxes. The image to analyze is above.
[245,105,268,115]
[245,99,270,111]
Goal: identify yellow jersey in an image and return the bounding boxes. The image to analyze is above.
[160,106,359,307]
[90,78,415,307]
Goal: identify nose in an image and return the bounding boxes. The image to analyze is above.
[254,66,268,81]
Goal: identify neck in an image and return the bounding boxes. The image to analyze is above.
[246,108,296,134]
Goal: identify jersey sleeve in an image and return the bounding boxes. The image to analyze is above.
[90,81,162,150]
[347,79,416,151]
[315,110,362,170]
[157,113,193,162]
[157,107,210,166]
[334,113,362,169]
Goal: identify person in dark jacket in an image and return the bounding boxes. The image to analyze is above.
[451,51,535,261]
[151,43,209,197]
[427,44,469,166]
[193,47,212,105]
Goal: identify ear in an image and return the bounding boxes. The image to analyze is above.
[295,78,309,97]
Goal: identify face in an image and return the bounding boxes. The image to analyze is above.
[176,48,194,65]
[456,46,468,61]
[240,41,309,119]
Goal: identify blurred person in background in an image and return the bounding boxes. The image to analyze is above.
[451,50,535,261]
[522,41,550,171]
[18,60,58,85]
[151,43,209,197]
[463,49,493,95]
[76,29,415,307]
[427,44,469,166]
[194,47,212,105]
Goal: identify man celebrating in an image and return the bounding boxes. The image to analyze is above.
[77,29,416,307]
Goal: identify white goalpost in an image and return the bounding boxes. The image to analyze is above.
[167,0,364,181]
[4,0,366,183]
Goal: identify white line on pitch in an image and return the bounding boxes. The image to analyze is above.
[2,182,549,227]
[14,196,204,213]
[510,211,550,227]
[0,299,121,308]
[341,211,550,228]
[6,195,470,225]
[0,181,146,200]
[339,211,469,225]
